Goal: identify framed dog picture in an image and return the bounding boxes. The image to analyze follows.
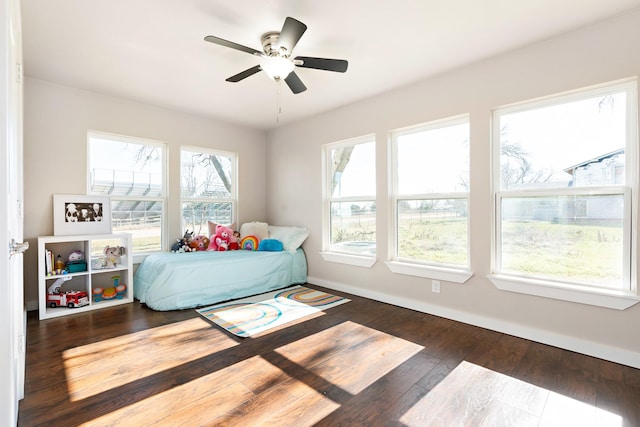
[53,194,112,235]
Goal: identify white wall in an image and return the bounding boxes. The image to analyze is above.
[23,78,267,307]
[266,9,640,367]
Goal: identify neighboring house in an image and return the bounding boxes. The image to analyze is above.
[565,148,625,224]
[504,149,625,224]
[565,148,625,187]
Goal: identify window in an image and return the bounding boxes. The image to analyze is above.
[322,136,376,260]
[88,132,165,253]
[389,116,470,279]
[491,80,638,306]
[180,147,236,236]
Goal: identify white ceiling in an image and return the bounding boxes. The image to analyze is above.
[21,0,640,130]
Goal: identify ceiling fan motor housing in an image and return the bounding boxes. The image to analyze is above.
[261,31,288,57]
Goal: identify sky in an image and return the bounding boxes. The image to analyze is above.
[333,122,469,197]
[334,88,629,196]
[90,137,162,173]
[500,91,627,186]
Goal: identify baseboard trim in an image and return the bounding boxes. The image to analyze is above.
[308,276,640,370]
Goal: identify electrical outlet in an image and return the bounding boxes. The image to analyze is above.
[432,280,441,293]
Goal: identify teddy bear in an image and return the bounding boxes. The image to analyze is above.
[189,235,210,251]
[208,224,237,251]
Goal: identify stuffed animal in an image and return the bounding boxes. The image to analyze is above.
[240,235,260,250]
[189,235,210,251]
[103,245,125,267]
[230,231,240,250]
[66,250,87,273]
[104,245,125,257]
[68,250,84,262]
[208,224,235,251]
[171,230,195,253]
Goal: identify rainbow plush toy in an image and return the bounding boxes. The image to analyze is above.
[240,235,260,250]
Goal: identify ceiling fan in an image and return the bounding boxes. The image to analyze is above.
[204,17,348,94]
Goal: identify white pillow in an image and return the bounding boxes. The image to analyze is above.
[240,221,269,241]
[268,225,309,253]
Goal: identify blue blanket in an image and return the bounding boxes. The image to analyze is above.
[133,249,307,311]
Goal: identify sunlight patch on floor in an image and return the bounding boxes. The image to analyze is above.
[276,320,424,395]
[82,355,339,426]
[63,317,238,401]
[400,361,622,427]
[539,390,623,427]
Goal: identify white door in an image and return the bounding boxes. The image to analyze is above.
[1,0,26,425]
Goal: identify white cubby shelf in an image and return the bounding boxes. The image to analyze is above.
[37,233,133,320]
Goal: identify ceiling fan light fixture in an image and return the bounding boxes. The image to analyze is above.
[204,16,347,94]
[260,56,294,81]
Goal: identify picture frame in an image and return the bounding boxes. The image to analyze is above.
[53,194,112,236]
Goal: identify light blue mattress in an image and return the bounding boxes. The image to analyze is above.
[133,249,307,311]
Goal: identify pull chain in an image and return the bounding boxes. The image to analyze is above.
[276,81,282,126]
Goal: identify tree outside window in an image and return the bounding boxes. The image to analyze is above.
[493,81,636,290]
[88,132,165,253]
[325,137,376,255]
[181,148,236,236]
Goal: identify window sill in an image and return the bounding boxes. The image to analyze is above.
[385,261,473,283]
[488,274,640,310]
[320,251,377,268]
[132,253,153,265]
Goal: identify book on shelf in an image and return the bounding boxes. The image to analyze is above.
[45,249,52,275]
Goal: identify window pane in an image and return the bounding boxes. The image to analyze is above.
[500,194,624,287]
[330,201,376,255]
[89,137,163,197]
[330,141,375,198]
[111,200,162,252]
[182,202,232,236]
[181,149,233,199]
[89,133,165,253]
[90,237,127,258]
[398,199,468,267]
[392,118,470,269]
[397,122,469,194]
[500,92,627,190]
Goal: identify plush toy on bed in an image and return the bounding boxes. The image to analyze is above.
[208,224,238,251]
[171,230,195,253]
[229,230,240,250]
[189,235,210,251]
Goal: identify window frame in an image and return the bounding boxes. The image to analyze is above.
[489,79,640,309]
[179,145,238,235]
[87,131,167,256]
[386,115,473,283]
[320,134,377,267]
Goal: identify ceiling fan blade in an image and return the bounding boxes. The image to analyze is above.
[226,65,262,82]
[278,17,307,54]
[294,56,348,73]
[204,35,262,56]
[284,71,307,94]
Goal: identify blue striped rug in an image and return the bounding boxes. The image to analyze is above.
[196,286,350,337]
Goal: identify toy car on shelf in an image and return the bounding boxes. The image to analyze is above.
[46,276,89,308]
[46,290,90,308]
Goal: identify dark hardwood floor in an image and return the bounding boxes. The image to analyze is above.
[18,285,640,426]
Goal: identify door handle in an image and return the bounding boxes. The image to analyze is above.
[9,239,29,257]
